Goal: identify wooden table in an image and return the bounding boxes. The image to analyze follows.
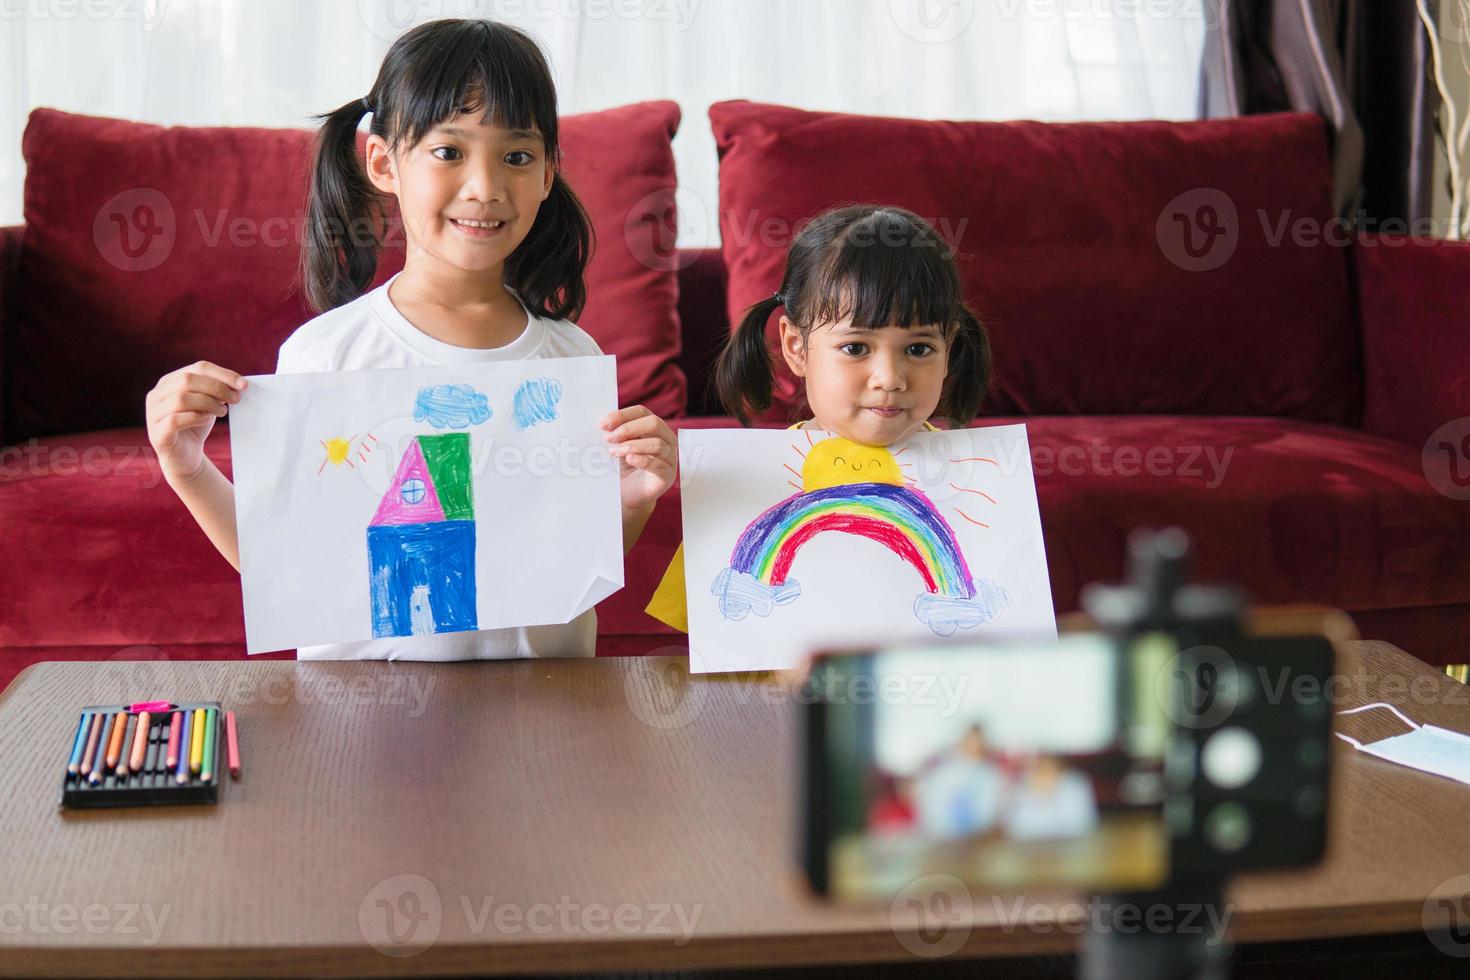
[0,641,1468,977]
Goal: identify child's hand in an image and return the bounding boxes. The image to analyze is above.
[602,406,677,514]
[146,361,248,485]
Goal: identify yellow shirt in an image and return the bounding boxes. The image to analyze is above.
[644,421,940,634]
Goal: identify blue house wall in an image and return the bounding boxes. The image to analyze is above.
[367,521,477,638]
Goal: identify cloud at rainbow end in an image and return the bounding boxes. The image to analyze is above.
[711,567,801,621]
[914,581,1012,636]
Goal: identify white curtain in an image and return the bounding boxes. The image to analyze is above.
[0,0,1207,243]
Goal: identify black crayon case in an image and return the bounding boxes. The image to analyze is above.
[60,702,223,809]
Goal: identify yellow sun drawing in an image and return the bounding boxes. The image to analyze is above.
[316,431,385,476]
[317,432,381,475]
[799,437,905,491]
[317,436,355,475]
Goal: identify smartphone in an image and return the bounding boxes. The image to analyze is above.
[797,615,1340,903]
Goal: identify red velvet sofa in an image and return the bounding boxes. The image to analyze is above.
[3,101,1468,692]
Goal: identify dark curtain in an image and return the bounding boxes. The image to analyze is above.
[1200,0,1439,226]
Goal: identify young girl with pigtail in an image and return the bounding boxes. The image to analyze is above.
[147,18,677,660]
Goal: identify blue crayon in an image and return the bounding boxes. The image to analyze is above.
[88,713,115,785]
[175,709,193,785]
[67,713,92,775]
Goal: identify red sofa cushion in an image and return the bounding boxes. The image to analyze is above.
[708,101,1361,426]
[1355,235,1470,448]
[8,102,686,443]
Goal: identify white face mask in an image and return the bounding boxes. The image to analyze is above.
[1336,702,1470,786]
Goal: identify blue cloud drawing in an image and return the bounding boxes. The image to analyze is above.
[710,567,801,621]
[913,581,1012,637]
[413,384,492,430]
[512,378,563,431]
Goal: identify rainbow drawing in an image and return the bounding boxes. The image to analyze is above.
[731,483,973,594]
[712,476,1011,636]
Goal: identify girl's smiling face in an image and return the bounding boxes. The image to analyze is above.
[780,315,949,447]
[365,109,554,275]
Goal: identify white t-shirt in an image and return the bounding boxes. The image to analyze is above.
[274,273,605,661]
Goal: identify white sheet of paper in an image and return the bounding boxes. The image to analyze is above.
[230,356,623,654]
[680,425,1057,673]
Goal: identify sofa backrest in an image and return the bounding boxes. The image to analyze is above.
[5,104,1370,443]
[6,104,689,444]
[710,102,1364,425]
[674,248,729,416]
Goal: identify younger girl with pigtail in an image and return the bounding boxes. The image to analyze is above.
[646,204,992,632]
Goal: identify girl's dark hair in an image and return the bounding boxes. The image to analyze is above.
[301,18,592,317]
[715,205,991,428]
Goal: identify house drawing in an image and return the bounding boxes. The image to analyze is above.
[367,433,477,638]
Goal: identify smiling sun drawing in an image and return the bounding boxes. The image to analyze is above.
[797,437,906,491]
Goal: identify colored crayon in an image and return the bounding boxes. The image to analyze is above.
[129,711,151,773]
[189,708,205,775]
[115,715,135,778]
[106,709,129,770]
[80,712,105,778]
[167,711,183,769]
[201,709,218,782]
[175,709,193,785]
[90,713,116,784]
[128,701,175,713]
[67,713,92,775]
[225,710,241,778]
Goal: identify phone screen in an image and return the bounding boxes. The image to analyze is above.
[805,634,1173,902]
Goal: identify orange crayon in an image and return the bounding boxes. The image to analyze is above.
[105,709,129,770]
[129,711,151,773]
